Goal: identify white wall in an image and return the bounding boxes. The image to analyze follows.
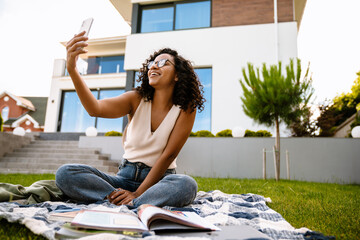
[79,136,360,184]
[44,59,127,132]
[124,22,298,134]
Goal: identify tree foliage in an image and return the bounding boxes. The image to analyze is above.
[289,106,317,137]
[240,59,314,128]
[240,58,314,180]
[317,72,360,136]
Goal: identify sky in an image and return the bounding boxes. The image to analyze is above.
[0,0,359,107]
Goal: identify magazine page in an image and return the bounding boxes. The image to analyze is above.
[138,205,220,231]
[71,210,148,232]
[48,210,82,222]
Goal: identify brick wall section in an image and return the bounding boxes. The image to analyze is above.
[0,94,29,119]
[19,120,43,132]
[212,0,294,27]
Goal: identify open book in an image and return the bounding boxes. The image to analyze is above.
[70,204,220,232]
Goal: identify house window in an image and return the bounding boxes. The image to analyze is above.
[141,5,174,33]
[1,106,9,122]
[175,1,211,30]
[87,56,125,74]
[133,68,212,132]
[59,89,125,132]
[139,0,211,33]
[64,56,125,76]
[96,89,125,132]
[193,68,212,132]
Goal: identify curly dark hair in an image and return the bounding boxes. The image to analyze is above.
[136,48,205,113]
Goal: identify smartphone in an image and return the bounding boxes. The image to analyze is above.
[78,17,94,37]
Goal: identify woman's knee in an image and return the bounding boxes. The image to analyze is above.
[180,175,198,194]
[165,174,198,203]
[55,164,85,188]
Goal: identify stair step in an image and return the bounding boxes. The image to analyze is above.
[4,152,110,160]
[27,144,80,149]
[0,157,119,167]
[0,167,118,175]
[0,162,118,173]
[1,139,119,175]
[0,168,58,174]
[30,140,78,145]
[14,148,100,154]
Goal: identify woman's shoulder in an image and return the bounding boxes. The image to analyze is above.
[125,90,143,116]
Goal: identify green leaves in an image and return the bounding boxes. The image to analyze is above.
[317,71,360,136]
[239,59,314,128]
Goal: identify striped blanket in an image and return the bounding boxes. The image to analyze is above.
[0,190,331,240]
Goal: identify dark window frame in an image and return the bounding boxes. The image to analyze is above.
[137,0,212,33]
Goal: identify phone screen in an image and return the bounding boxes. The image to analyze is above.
[78,18,94,37]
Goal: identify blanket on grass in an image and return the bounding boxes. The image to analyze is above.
[0,181,332,240]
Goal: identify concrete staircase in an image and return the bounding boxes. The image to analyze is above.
[0,140,119,175]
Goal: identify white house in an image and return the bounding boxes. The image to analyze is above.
[44,0,307,134]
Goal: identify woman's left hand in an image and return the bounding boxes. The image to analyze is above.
[107,188,137,206]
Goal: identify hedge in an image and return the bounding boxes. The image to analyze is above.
[104,131,122,136]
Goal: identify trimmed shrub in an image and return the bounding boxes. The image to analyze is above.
[244,130,256,137]
[104,131,122,136]
[215,129,232,137]
[255,130,272,137]
[245,129,272,137]
[189,132,196,137]
[194,130,215,137]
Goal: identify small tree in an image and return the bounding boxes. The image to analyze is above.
[240,59,314,180]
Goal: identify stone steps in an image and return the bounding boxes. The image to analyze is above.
[0,140,119,175]
[4,152,110,160]
[0,157,118,167]
[14,148,101,154]
[0,162,118,173]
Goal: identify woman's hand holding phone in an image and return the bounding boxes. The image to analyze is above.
[66,32,89,73]
[66,18,93,73]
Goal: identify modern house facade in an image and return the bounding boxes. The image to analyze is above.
[44,0,307,134]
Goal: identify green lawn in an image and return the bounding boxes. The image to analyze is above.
[0,174,359,239]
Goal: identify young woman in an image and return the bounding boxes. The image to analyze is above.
[55,31,205,208]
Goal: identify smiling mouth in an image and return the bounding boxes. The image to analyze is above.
[150,72,160,77]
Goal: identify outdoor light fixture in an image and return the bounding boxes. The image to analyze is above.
[13,127,25,136]
[85,127,98,137]
[351,126,360,138]
[232,126,245,137]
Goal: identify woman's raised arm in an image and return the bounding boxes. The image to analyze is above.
[66,31,137,118]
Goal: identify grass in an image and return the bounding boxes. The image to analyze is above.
[0,174,359,239]
[195,178,360,240]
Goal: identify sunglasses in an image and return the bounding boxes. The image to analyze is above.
[147,59,175,69]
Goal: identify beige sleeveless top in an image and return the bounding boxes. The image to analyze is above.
[122,98,181,169]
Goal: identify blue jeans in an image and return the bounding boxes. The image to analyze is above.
[55,160,198,207]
